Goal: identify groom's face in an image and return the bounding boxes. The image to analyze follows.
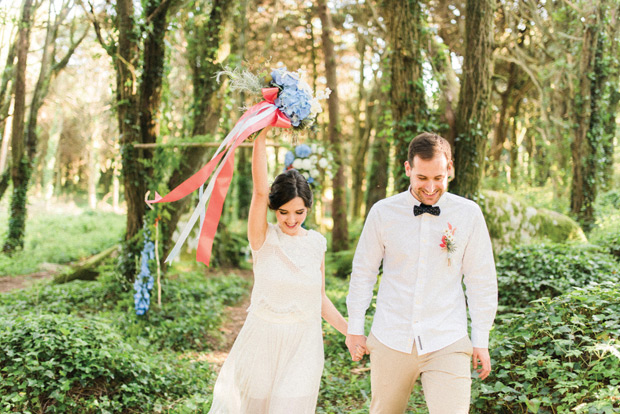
[405,154,452,206]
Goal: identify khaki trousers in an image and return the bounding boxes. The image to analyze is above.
[367,333,473,414]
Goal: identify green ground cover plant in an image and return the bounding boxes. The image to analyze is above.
[496,243,619,309]
[0,267,249,352]
[0,208,124,276]
[0,313,215,413]
[472,282,620,413]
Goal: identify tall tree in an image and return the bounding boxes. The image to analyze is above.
[570,3,613,230]
[3,0,87,252]
[0,35,17,201]
[87,0,179,278]
[598,2,620,192]
[365,88,391,217]
[382,0,428,192]
[450,0,494,200]
[2,0,34,253]
[317,0,348,252]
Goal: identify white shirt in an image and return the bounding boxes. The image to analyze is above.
[346,190,498,355]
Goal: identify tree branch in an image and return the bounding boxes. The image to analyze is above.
[52,26,89,75]
[79,0,111,54]
[366,0,386,34]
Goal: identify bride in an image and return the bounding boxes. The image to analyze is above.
[208,126,364,413]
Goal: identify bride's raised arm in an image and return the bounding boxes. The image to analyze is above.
[247,127,272,250]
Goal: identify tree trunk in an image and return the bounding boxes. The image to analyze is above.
[0,35,17,132]
[383,0,427,193]
[233,0,251,221]
[427,33,458,147]
[365,89,391,217]
[5,1,74,248]
[351,36,368,219]
[114,0,143,277]
[111,0,179,279]
[3,0,33,253]
[159,0,235,264]
[490,63,517,170]
[600,4,620,192]
[451,0,494,201]
[318,0,348,252]
[570,5,601,231]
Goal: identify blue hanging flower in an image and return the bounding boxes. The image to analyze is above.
[295,144,312,158]
[284,151,295,167]
[134,235,155,315]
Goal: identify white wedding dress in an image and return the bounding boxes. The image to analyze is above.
[209,223,327,414]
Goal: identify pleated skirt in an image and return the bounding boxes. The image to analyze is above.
[208,312,324,414]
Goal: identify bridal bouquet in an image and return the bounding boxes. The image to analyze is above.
[218,66,330,130]
[146,66,330,265]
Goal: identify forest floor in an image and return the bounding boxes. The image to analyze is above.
[0,265,254,374]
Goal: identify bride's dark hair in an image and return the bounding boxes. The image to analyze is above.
[268,169,313,210]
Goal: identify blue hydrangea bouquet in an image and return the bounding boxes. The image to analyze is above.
[217,66,330,130]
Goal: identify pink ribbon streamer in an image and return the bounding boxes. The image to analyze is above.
[146,88,291,265]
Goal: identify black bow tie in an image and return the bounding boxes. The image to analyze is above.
[414,204,440,216]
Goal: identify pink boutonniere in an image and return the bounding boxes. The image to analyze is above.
[439,222,457,266]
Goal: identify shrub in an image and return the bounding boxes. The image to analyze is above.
[496,243,620,309]
[472,282,620,413]
[326,249,356,279]
[0,269,250,352]
[0,313,215,413]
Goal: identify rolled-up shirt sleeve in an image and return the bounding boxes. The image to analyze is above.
[462,206,498,348]
[347,205,384,335]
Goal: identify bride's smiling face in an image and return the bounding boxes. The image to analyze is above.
[275,197,308,236]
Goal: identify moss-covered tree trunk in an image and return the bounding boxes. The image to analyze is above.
[600,3,620,192]
[159,0,235,264]
[383,0,427,193]
[570,5,601,231]
[114,0,144,278]
[2,0,33,253]
[318,0,348,252]
[3,1,86,253]
[451,0,494,201]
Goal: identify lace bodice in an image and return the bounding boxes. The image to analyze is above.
[249,223,327,323]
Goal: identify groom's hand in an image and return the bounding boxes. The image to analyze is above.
[472,347,491,380]
[346,334,368,362]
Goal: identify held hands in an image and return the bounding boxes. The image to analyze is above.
[346,334,369,362]
[472,347,491,380]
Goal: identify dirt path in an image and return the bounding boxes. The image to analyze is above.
[188,269,253,372]
[0,271,57,293]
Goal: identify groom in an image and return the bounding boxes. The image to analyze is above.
[346,132,497,413]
